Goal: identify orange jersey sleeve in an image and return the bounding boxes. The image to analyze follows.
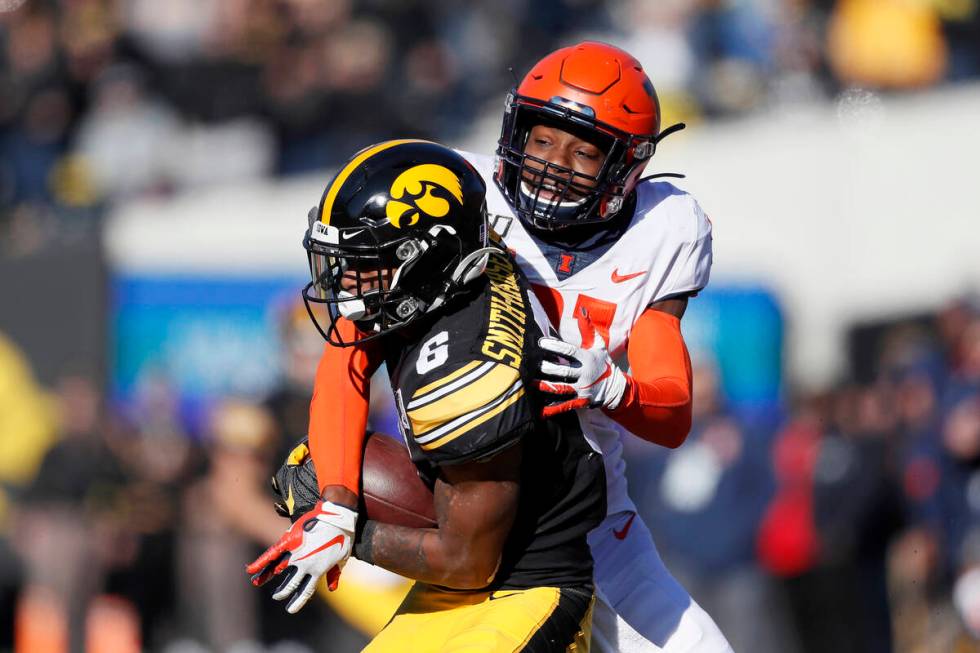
[603,308,693,448]
[308,319,384,496]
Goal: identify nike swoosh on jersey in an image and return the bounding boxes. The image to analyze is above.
[611,269,647,283]
[613,511,637,540]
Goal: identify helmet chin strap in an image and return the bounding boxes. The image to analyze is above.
[357,227,498,324]
[604,195,624,215]
[339,289,423,329]
[336,290,374,321]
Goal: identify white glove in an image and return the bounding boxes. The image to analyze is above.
[537,335,628,417]
[246,501,357,613]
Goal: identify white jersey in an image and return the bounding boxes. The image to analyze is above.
[461,151,713,516]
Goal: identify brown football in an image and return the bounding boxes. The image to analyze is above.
[361,432,436,528]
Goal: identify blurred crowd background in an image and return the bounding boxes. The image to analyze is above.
[2,0,980,652]
[5,0,980,227]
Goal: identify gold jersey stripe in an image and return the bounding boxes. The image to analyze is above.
[414,360,484,398]
[408,363,521,436]
[319,139,427,225]
[420,388,526,452]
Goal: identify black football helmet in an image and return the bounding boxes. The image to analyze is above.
[302,139,496,346]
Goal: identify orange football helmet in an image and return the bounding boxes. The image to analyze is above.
[495,41,683,231]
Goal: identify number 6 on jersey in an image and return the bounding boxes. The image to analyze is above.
[417,330,449,374]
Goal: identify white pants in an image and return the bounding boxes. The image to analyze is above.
[588,511,734,653]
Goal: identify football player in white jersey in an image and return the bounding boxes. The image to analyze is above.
[469,41,731,653]
[266,42,733,653]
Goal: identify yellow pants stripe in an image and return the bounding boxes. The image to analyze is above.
[567,594,594,652]
[514,589,560,650]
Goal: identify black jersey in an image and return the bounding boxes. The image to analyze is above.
[383,253,606,591]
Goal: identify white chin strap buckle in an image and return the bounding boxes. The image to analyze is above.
[395,297,421,319]
[336,290,374,321]
[605,195,623,215]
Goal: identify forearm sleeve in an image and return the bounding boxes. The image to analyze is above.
[603,308,693,447]
[308,319,383,495]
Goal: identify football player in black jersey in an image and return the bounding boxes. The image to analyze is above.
[246,140,606,652]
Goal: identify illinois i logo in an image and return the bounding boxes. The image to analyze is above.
[386,164,463,228]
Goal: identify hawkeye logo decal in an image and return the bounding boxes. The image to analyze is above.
[386,164,463,228]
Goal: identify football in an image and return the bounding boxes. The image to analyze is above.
[362,432,436,528]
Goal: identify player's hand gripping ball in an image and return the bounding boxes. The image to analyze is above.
[246,500,356,613]
[271,440,321,522]
[271,434,437,527]
[252,433,435,612]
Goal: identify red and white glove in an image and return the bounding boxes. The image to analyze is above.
[537,335,627,417]
[246,501,357,614]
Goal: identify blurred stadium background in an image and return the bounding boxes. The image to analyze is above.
[2,0,980,651]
